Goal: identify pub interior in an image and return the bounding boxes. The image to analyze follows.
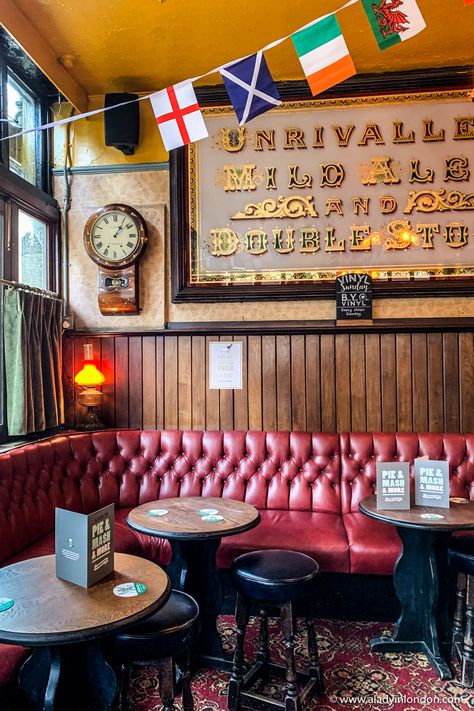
[0,0,474,709]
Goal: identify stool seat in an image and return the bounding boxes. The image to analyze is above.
[232,549,319,602]
[448,536,474,576]
[106,590,199,711]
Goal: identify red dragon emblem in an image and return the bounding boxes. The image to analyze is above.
[372,0,410,37]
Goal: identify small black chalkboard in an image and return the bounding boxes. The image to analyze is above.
[336,273,373,321]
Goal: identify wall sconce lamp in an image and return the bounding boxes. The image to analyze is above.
[74,344,105,430]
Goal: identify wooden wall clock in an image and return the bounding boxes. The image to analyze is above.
[83,203,148,315]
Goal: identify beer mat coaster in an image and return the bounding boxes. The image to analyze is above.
[420,513,445,521]
[113,582,147,597]
[0,598,14,612]
[197,508,219,515]
[449,497,470,504]
[201,514,224,522]
[147,509,168,517]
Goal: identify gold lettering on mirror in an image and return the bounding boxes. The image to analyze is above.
[313,126,324,148]
[223,164,258,192]
[300,228,320,253]
[325,227,345,252]
[423,120,445,142]
[444,157,470,182]
[320,163,345,187]
[284,128,307,149]
[379,195,398,214]
[220,127,246,152]
[350,225,371,251]
[231,195,319,220]
[353,197,370,215]
[210,228,240,256]
[272,228,295,254]
[444,222,469,247]
[246,230,268,255]
[393,122,415,143]
[288,165,313,189]
[265,166,277,190]
[331,124,355,147]
[357,124,385,146]
[416,223,440,249]
[255,129,276,151]
[360,157,400,185]
[453,117,474,140]
[325,198,344,216]
[409,159,434,183]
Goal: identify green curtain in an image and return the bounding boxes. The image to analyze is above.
[3,289,64,436]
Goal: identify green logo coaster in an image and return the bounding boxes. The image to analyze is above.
[148,509,168,517]
[202,514,224,522]
[0,598,14,612]
[113,582,147,597]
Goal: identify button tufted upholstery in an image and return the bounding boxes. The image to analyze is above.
[1,429,474,686]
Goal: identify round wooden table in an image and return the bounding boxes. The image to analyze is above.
[127,496,260,660]
[0,553,170,711]
[360,495,474,679]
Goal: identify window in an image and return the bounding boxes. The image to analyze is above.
[18,210,48,289]
[7,72,39,187]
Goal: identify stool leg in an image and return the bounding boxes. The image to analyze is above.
[176,650,194,711]
[158,657,177,711]
[452,572,467,659]
[462,574,474,687]
[228,592,250,711]
[281,601,301,711]
[257,607,269,666]
[306,611,324,695]
[118,662,130,711]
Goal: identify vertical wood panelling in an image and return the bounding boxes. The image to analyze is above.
[64,327,474,435]
[411,333,428,432]
[261,336,277,431]
[381,334,397,431]
[219,336,234,430]
[365,334,381,431]
[335,334,350,432]
[164,337,178,428]
[191,336,206,429]
[205,336,220,430]
[443,333,460,432]
[305,335,321,432]
[142,337,156,429]
[320,335,336,431]
[276,335,291,431]
[291,335,306,431]
[155,337,164,429]
[128,336,143,429]
[350,334,366,431]
[114,337,129,428]
[233,337,248,431]
[178,336,192,429]
[248,336,262,430]
[396,334,412,431]
[459,332,474,433]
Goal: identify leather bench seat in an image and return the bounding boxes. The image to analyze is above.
[342,513,402,575]
[217,509,350,573]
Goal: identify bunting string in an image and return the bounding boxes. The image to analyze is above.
[0,0,448,147]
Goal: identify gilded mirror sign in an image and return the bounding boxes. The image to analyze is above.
[171,76,474,301]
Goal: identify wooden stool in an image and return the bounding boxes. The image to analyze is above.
[228,549,324,711]
[448,536,474,687]
[106,590,200,711]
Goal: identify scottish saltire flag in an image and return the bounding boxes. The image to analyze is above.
[292,16,356,96]
[220,51,281,125]
[361,0,426,50]
[150,83,208,151]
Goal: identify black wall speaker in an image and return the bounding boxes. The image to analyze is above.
[104,93,140,155]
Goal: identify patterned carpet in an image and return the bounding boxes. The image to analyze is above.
[126,616,474,710]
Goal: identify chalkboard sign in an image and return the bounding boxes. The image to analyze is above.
[336,273,372,321]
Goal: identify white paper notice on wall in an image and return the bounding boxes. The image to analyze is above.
[209,341,243,390]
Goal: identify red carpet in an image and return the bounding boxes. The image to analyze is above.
[127,616,474,710]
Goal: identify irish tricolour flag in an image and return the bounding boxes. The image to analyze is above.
[292,16,356,97]
[361,0,426,51]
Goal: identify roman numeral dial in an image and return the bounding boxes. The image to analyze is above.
[84,204,148,269]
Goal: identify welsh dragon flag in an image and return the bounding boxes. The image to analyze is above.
[361,0,426,50]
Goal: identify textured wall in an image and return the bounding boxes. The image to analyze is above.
[55,168,474,329]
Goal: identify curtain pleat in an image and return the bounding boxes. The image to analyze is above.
[3,289,64,436]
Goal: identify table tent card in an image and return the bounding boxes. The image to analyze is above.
[55,503,114,588]
[376,462,410,510]
[414,459,450,508]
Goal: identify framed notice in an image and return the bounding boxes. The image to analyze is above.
[376,462,410,510]
[170,69,474,302]
[209,341,243,389]
[55,504,114,588]
[414,459,450,508]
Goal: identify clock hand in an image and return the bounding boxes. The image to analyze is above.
[113,217,126,238]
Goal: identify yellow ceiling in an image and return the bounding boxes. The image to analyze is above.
[3,0,474,100]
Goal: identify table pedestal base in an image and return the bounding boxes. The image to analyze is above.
[369,527,454,680]
[19,641,116,711]
[168,538,224,659]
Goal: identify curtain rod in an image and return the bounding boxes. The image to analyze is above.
[0,278,62,302]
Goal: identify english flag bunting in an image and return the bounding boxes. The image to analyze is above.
[292,16,356,96]
[150,83,208,151]
[360,0,426,50]
[220,51,281,125]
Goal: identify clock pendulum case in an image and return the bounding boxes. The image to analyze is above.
[83,203,148,315]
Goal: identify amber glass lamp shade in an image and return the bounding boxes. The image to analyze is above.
[74,348,105,431]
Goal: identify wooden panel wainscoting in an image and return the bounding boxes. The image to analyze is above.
[63,321,474,433]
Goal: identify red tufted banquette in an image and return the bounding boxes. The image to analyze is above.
[1,429,474,685]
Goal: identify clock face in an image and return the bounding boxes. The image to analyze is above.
[84,204,147,268]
